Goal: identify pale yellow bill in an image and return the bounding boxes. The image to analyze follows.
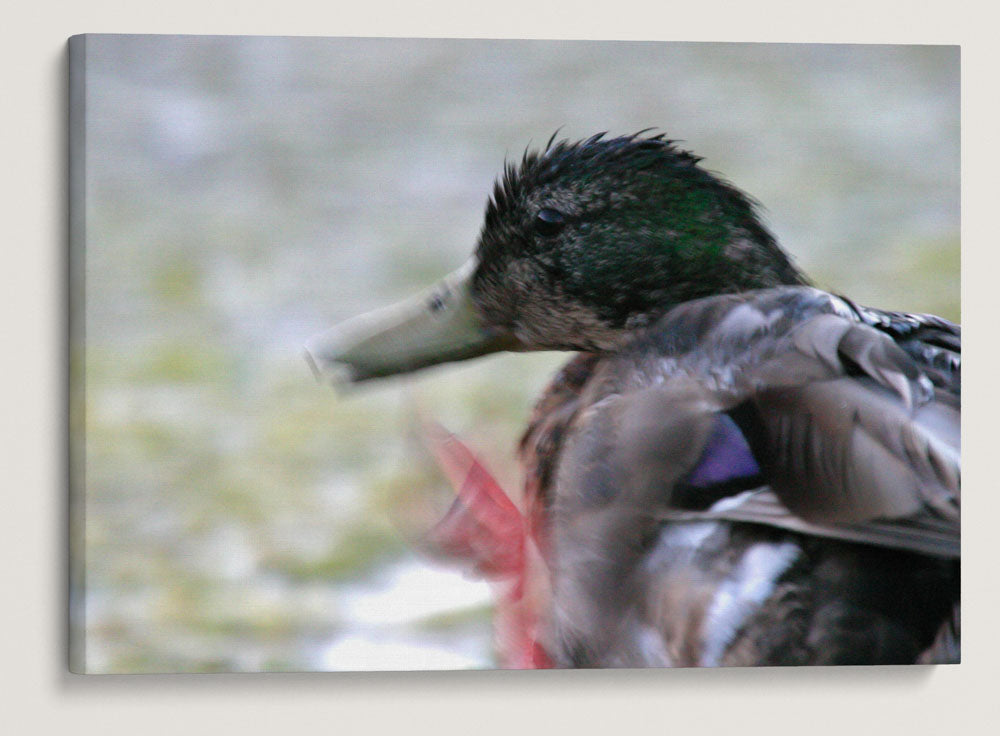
[305,260,521,385]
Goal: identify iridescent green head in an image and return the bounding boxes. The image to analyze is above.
[307,132,806,383]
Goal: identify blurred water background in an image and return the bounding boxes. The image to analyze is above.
[74,36,959,673]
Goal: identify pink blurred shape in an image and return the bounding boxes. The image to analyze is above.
[424,422,551,669]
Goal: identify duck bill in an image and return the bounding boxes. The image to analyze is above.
[305,261,521,385]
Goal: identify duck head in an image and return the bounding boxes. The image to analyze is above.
[306,132,806,384]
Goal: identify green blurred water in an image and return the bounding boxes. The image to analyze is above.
[75,36,959,672]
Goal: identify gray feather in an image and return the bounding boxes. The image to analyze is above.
[530,286,960,666]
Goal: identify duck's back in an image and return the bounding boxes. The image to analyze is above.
[520,286,960,667]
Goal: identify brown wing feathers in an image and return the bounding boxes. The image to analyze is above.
[750,316,959,533]
[524,292,961,560]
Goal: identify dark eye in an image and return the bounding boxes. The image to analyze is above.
[534,207,567,237]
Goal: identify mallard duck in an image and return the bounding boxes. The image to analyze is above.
[306,132,960,667]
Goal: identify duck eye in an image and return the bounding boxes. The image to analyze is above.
[534,208,567,237]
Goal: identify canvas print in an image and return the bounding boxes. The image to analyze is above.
[68,35,960,673]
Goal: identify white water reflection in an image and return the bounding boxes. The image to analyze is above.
[318,561,495,671]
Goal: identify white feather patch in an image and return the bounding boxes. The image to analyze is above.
[699,540,801,666]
